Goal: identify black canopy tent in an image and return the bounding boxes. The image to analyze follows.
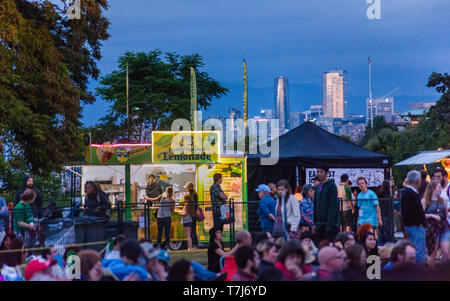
[246,121,392,232]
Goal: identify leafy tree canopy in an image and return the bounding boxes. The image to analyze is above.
[91,50,229,143]
[363,72,450,185]
[0,0,110,175]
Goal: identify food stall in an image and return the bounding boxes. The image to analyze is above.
[69,130,248,249]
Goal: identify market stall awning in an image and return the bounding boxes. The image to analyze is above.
[248,121,391,167]
[395,150,450,166]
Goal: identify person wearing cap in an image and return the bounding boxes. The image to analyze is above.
[300,184,315,229]
[138,241,165,281]
[300,231,318,266]
[25,258,60,281]
[157,249,170,278]
[256,184,276,234]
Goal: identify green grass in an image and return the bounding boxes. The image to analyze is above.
[168,249,208,266]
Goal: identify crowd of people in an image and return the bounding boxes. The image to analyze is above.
[251,165,450,280]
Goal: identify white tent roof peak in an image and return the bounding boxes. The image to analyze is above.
[395,150,450,166]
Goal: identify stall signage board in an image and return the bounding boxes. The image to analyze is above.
[152,131,220,164]
[85,144,151,164]
[306,168,385,187]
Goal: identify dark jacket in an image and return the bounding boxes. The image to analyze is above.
[400,187,426,227]
[84,190,111,219]
[314,180,339,231]
[146,182,163,199]
[14,176,43,219]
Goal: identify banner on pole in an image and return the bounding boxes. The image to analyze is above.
[190,67,197,130]
[243,60,248,153]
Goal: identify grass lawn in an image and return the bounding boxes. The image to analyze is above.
[168,249,209,266]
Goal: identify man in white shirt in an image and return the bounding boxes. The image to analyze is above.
[434,168,450,222]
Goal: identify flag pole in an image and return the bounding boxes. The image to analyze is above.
[190,67,197,130]
[243,60,248,154]
[126,61,130,140]
[368,56,373,129]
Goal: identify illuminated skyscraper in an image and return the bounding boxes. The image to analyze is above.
[274,77,290,132]
[366,97,394,123]
[322,70,348,119]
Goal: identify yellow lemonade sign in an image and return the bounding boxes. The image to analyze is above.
[152,131,220,163]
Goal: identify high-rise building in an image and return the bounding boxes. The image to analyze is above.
[274,77,290,132]
[366,97,394,123]
[259,109,274,120]
[310,105,323,119]
[322,70,348,119]
[290,112,304,129]
[228,108,242,120]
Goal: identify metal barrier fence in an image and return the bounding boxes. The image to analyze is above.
[337,197,396,241]
[246,197,397,242]
[3,199,240,252]
[3,196,398,253]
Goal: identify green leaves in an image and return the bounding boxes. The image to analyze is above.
[363,72,450,185]
[0,0,110,175]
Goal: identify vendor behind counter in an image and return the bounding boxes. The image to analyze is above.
[84,181,111,219]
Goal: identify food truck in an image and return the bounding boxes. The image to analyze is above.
[68,131,248,249]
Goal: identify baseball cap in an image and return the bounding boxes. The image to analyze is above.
[302,184,314,194]
[157,250,170,264]
[140,242,160,260]
[25,259,56,281]
[255,184,270,193]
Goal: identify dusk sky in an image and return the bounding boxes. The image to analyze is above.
[81,0,450,126]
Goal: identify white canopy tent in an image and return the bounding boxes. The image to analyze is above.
[395,150,450,166]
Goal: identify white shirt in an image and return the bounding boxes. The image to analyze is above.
[440,182,450,202]
[104,250,121,260]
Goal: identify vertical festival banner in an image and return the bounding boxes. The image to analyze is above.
[190,67,197,130]
[243,60,248,154]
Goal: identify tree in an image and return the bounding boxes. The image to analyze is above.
[363,72,450,185]
[358,115,397,146]
[0,0,110,175]
[92,50,228,143]
[417,72,450,149]
[339,135,352,143]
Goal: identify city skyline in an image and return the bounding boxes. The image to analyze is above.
[81,0,449,126]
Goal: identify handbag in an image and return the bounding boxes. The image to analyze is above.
[220,204,231,224]
[195,206,205,222]
[272,222,285,237]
